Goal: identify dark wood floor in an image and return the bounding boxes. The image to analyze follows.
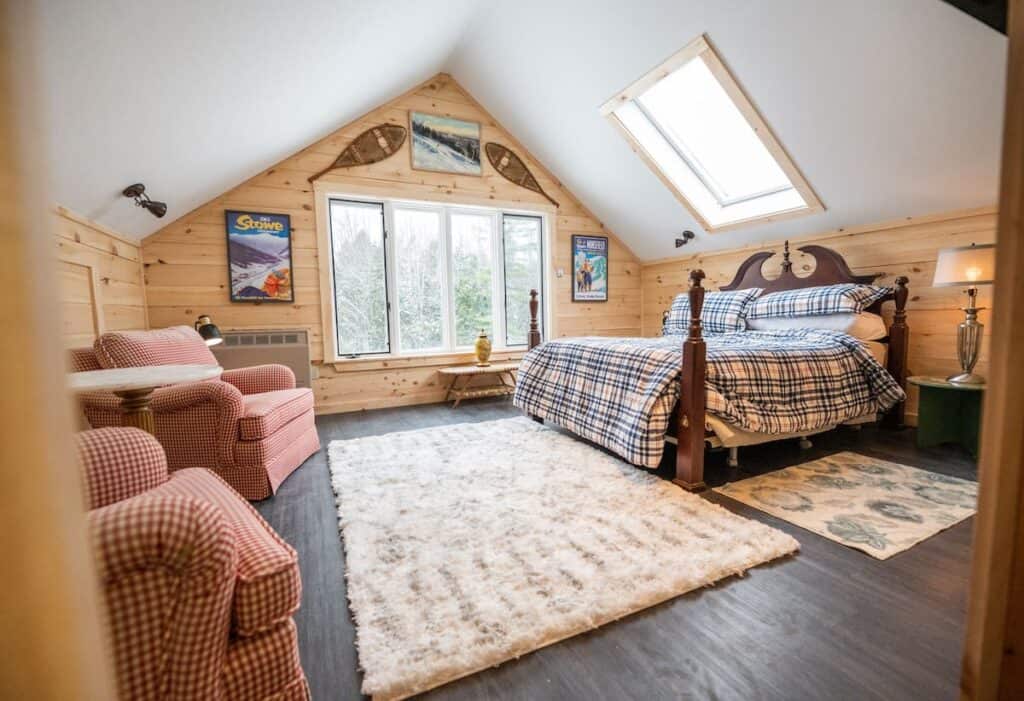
[256,399,977,701]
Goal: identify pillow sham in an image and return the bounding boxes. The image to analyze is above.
[663,287,762,335]
[747,283,890,320]
[747,312,888,341]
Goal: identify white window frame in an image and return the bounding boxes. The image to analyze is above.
[319,191,549,362]
[600,33,824,232]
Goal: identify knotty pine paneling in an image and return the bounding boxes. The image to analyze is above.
[641,208,998,422]
[142,73,641,414]
[55,207,147,351]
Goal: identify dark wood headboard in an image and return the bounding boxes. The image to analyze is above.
[720,240,881,292]
[717,240,906,316]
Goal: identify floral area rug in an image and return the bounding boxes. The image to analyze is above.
[713,451,977,559]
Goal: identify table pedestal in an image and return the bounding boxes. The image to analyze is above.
[114,388,156,434]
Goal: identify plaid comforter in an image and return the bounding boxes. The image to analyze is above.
[513,330,906,468]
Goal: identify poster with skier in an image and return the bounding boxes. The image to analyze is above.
[225,211,294,302]
[571,235,608,302]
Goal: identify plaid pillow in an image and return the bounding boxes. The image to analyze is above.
[663,288,762,335]
[747,283,890,319]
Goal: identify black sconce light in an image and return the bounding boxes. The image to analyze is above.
[674,230,695,248]
[194,315,223,347]
[122,183,168,218]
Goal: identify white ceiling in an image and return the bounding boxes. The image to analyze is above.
[35,0,1007,258]
[34,0,480,239]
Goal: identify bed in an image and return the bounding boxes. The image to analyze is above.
[515,242,909,490]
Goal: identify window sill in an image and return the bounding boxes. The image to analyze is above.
[325,349,527,373]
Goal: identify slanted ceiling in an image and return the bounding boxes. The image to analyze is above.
[36,0,1006,258]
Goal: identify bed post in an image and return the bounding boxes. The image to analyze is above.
[883,276,910,428]
[527,289,543,423]
[674,270,707,491]
[528,289,541,350]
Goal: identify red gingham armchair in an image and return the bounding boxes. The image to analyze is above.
[71,326,320,500]
[77,426,309,700]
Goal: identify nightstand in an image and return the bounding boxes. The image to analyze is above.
[908,376,985,458]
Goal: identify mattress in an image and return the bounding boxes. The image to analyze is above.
[862,340,888,366]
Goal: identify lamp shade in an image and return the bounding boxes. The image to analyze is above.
[194,315,223,346]
[933,244,996,287]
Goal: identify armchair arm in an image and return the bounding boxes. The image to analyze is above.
[149,381,245,469]
[75,427,168,509]
[90,494,238,700]
[148,380,244,413]
[81,381,245,470]
[221,364,296,394]
[77,390,125,430]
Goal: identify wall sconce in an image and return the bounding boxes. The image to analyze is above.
[122,183,167,218]
[674,230,695,248]
[194,315,223,346]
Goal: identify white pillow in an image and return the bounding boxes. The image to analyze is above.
[747,312,888,341]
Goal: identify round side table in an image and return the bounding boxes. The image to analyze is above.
[907,375,984,458]
[67,364,223,434]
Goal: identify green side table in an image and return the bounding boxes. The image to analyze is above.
[908,376,985,458]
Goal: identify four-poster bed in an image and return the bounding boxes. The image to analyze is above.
[522,241,910,490]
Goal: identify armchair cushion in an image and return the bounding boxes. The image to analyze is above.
[222,364,296,394]
[239,388,315,441]
[94,325,217,369]
[152,469,302,636]
[76,427,168,509]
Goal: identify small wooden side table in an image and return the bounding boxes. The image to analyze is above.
[438,362,519,408]
[908,375,985,457]
[68,364,223,434]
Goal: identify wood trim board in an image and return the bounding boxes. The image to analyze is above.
[962,0,1024,697]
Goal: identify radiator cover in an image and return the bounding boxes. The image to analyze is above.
[210,329,311,388]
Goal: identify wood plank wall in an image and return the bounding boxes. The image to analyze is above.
[142,73,641,414]
[641,207,998,422]
[54,207,147,350]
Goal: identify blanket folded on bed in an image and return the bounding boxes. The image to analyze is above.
[512,330,906,468]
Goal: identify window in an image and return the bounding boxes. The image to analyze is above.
[393,207,444,352]
[329,200,390,355]
[327,197,545,359]
[601,34,822,231]
[450,211,494,347]
[502,215,544,346]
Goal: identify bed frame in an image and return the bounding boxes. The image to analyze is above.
[526,241,909,491]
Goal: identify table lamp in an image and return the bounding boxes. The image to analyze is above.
[932,243,995,385]
[194,314,224,347]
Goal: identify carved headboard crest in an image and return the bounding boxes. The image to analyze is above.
[719,240,882,293]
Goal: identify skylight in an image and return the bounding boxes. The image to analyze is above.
[601,35,822,231]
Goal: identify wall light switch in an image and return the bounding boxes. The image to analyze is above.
[556,268,565,278]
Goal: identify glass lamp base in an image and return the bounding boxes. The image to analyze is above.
[947,372,986,385]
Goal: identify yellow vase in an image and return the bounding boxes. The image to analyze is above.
[474,330,492,366]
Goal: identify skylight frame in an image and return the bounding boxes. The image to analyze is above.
[600,34,824,232]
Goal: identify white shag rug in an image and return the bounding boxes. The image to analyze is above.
[329,417,798,700]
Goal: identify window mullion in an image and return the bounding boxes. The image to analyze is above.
[493,212,506,350]
[442,207,455,352]
[383,202,398,354]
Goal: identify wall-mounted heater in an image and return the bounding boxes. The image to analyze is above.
[210,329,312,388]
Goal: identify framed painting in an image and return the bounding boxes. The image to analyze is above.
[225,210,294,302]
[409,111,482,176]
[571,235,608,302]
